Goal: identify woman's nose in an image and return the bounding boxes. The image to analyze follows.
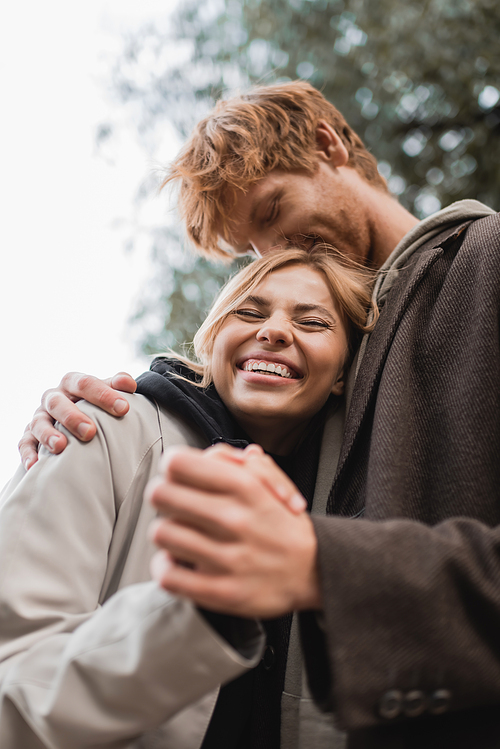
[256,318,293,346]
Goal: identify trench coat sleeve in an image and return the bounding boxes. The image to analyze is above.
[0,394,263,749]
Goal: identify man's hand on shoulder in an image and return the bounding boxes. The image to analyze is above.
[19,371,137,470]
[146,445,321,618]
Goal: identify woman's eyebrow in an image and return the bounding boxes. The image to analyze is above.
[293,303,336,319]
[240,294,269,306]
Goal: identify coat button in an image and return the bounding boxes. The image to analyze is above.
[428,689,451,715]
[378,690,403,720]
[403,690,426,718]
[262,645,276,671]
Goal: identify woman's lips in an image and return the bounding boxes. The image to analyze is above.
[237,368,299,386]
[236,353,302,379]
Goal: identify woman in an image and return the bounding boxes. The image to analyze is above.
[0,247,375,749]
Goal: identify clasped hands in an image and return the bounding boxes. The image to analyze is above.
[17,371,321,618]
[146,443,322,618]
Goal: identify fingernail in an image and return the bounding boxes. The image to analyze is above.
[48,435,59,452]
[113,398,128,415]
[24,458,32,471]
[290,493,307,513]
[77,423,92,439]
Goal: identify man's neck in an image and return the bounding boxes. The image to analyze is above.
[368,192,420,269]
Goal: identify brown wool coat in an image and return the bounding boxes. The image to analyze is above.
[301,213,500,749]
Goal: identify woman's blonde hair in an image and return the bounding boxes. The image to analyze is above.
[174,246,377,388]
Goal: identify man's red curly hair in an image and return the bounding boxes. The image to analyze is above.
[163,80,387,260]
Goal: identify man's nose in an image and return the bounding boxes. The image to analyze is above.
[251,234,318,257]
[250,234,288,257]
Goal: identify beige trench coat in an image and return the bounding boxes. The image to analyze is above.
[0,393,263,749]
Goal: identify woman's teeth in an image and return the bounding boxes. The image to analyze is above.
[241,360,294,378]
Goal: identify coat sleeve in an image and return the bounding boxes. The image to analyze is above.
[0,395,263,749]
[302,515,500,731]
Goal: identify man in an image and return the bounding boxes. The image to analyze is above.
[19,81,500,748]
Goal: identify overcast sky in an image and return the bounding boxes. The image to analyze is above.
[0,0,181,487]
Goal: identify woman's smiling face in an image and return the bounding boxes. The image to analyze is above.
[211,263,349,454]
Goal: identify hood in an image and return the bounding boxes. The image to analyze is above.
[136,357,249,448]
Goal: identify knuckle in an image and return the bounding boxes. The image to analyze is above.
[94,384,115,405]
[227,539,254,573]
[223,505,248,536]
[75,373,94,392]
[40,387,55,404]
[59,371,79,390]
[17,432,32,452]
[217,578,247,609]
[18,426,31,446]
[249,464,270,484]
[43,391,61,413]
[30,415,54,441]
[207,443,230,455]
[62,409,91,432]
[38,426,59,447]
[206,443,237,460]
[243,475,263,496]
[218,543,239,570]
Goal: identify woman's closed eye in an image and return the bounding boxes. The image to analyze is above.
[233,310,332,328]
[297,318,332,329]
[233,309,265,320]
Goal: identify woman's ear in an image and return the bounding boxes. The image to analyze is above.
[316,120,349,168]
[331,369,345,397]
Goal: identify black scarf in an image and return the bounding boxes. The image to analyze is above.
[136,357,250,448]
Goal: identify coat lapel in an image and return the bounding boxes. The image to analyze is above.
[328,221,472,517]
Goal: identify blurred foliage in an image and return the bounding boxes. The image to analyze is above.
[102,0,500,355]
[133,224,250,355]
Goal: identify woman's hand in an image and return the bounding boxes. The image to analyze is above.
[204,443,307,514]
[18,371,137,470]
